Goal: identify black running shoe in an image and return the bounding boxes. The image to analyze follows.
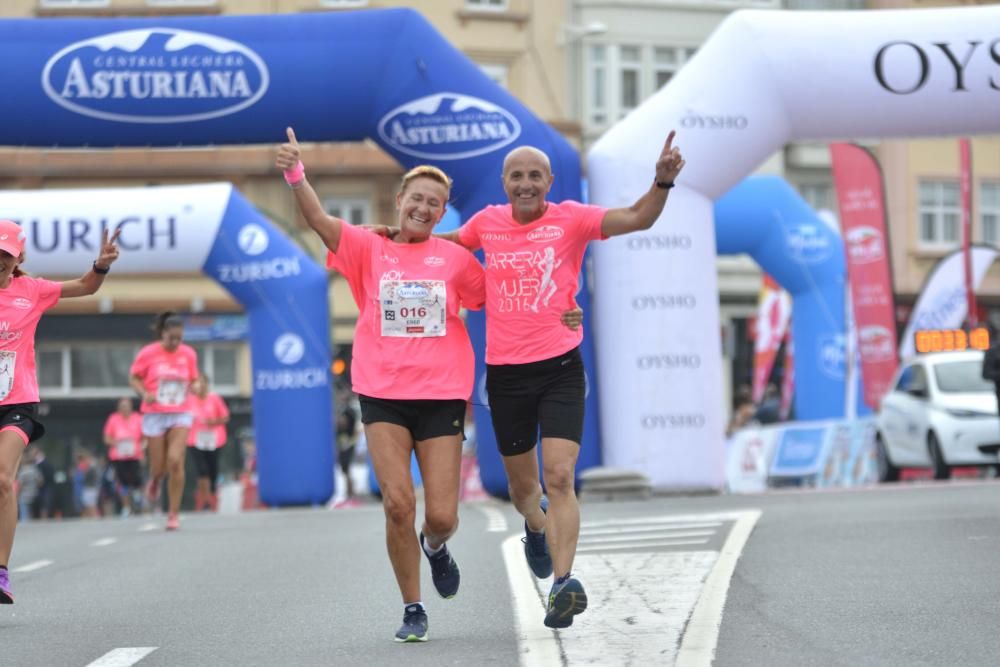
[544,577,588,629]
[420,533,460,599]
[394,604,428,643]
[522,496,552,579]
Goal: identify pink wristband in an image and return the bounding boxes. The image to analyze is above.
[283,160,305,185]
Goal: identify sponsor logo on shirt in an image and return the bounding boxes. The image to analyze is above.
[482,232,512,242]
[380,254,400,264]
[397,284,430,299]
[526,226,564,243]
[12,298,31,310]
[378,93,521,160]
[0,321,23,342]
[41,28,269,123]
[423,256,445,267]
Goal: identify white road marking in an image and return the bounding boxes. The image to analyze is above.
[578,530,715,545]
[576,538,710,554]
[91,538,118,547]
[85,647,158,667]
[12,559,53,573]
[505,509,762,666]
[502,534,562,667]
[475,504,509,533]
[676,509,762,667]
[137,523,158,532]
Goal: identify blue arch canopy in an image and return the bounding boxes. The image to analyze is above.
[0,8,600,500]
[715,176,866,420]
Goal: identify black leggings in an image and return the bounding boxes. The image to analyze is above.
[191,448,220,492]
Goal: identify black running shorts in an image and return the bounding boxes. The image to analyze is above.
[486,346,585,457]
[0,402,44,444]
[358,395,467,442]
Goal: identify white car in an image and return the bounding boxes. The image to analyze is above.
[875,349,1000,481]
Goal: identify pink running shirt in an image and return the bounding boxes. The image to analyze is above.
[458,200,606,365]
[0,275,61,405]
[328,222,485,400]
[186,392,229,450]
[129,343,199,414]
[103,412,144,461]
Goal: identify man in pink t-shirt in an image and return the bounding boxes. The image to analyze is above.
[448,132,686,629]
[0,220,121,605]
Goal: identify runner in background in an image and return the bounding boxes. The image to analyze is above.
[129,312,199,531]
[103,396,145,516]
[187,374,230,512]
[0,221,120,604]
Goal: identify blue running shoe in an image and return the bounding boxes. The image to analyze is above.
[420,533,460,599]
[544,577,588,629]
[0,568,12,604]
[522,496,552,578]
[394,603,428,642]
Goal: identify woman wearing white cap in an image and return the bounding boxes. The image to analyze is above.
[0,220,121,605]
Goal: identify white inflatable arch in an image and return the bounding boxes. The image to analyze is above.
[588,5,1000,491]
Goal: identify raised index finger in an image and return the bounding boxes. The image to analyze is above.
[662,130,676,156]
[286,126,298,144]
[108,227,122,245]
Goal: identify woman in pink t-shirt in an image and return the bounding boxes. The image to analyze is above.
[103,396,145,516]
[186,374,229,512]
[0,220,121,605]
[128,312,199,532]
[278,127,492,643]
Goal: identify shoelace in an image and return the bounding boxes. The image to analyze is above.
[524,529,547,555]
[428,548,453,578]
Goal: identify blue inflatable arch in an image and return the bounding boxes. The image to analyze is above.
[0,8,600,501]
[714,176,861,420]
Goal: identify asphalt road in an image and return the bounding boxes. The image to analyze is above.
[2,479,998,666]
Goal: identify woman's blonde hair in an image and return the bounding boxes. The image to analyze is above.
[399,165,452,197]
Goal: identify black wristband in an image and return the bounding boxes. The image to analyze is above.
[92,261,110,275]
[655,180,675,190]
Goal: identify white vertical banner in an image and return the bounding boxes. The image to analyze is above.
[589,188,725,491]
[899,246,998,360]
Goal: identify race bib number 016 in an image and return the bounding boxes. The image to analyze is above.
[380,279,447,338]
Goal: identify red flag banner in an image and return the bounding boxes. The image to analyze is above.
[830,143,898,410]
[752,274,791,404]
[960,139,976,327]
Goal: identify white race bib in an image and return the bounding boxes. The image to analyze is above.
[156,379,187,407]
[0,350,15,402]
[116,439,136,458]
[379,279,447,338]
[195,430,217,451]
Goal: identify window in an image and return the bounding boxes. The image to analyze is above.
[465,0,506,10]
[39,0,109,7]
[799,183,834,214]
[619,46,641,116]
[38,342,241,398]
[146,0,217,6]
[919,181,960,247]
[588,45,607,126]
[324,198,371,227]
[982,183,1000,245]
[477,62,508,88]
[190,343,240,394]
[653,47,678,90]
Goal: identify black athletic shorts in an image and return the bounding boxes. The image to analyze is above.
[0,403,45,444]
[358,395,466,442]
[112,459,142,488]
[191,448,220,485]
[486,346,585,457]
